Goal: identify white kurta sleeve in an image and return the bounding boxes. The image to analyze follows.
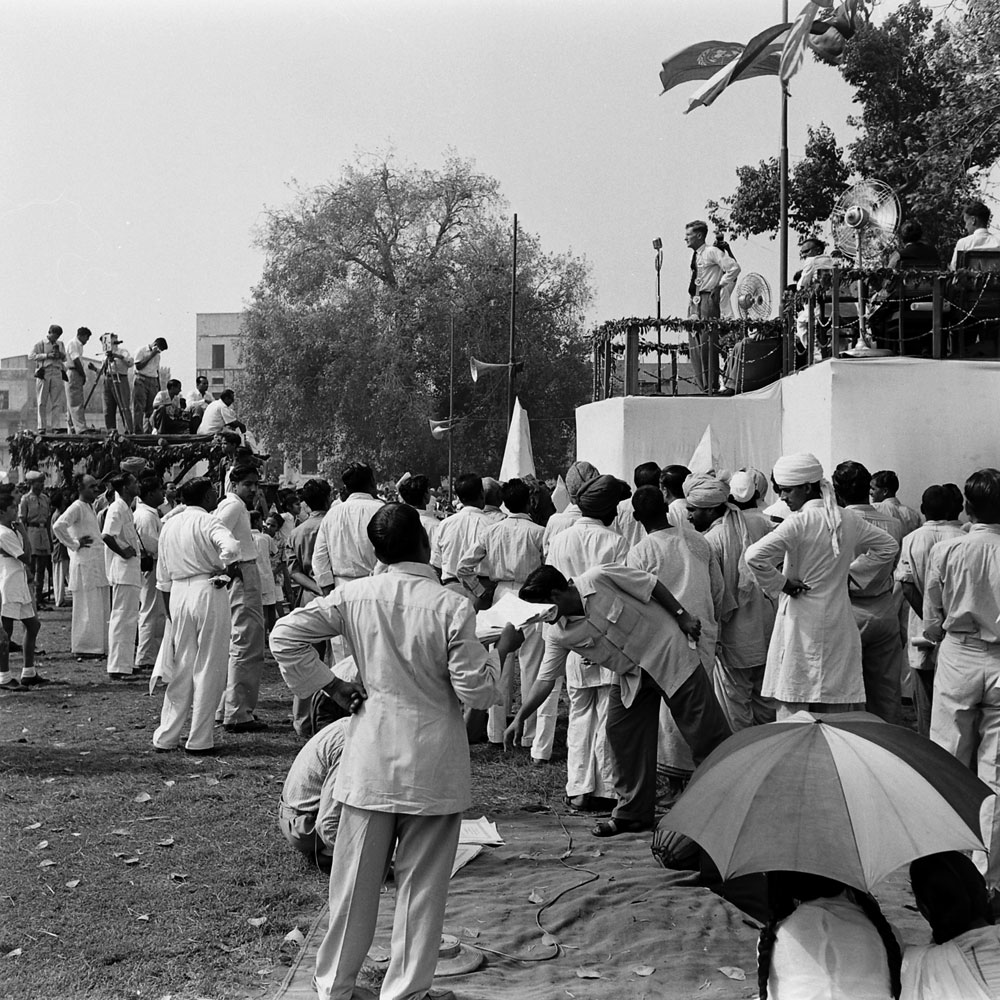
[52,506,81,551]
[745,518,797,597]
[312,520,333,589]
[848,518,899,592]
[269,597,343,697]
[446,603,501,709]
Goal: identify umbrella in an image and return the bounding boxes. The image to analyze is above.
[659,711,992,892]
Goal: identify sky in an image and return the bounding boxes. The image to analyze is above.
[1,0,923,390]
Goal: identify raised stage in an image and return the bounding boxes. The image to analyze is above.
[576,358,1000,511]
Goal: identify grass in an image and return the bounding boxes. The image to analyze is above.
[0,606,567,1000]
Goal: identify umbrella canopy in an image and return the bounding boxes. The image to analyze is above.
[660,711,992,892]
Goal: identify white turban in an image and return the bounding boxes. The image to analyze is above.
[683,474,730,509]
[729,470,756,504]
[770,452,842,556]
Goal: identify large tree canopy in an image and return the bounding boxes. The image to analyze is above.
[709,1,1000,252]
[240,152,592,482]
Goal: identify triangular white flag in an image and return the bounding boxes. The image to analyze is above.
[499,398,535,481]
[688,424,722,476]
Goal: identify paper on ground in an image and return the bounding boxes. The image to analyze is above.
[460,817,505,846]
[475,593,554,642]
[451,844,484,877]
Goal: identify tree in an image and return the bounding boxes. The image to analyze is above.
[709,1,1000,253]
[240,151,593,483]
[708,124,848,239]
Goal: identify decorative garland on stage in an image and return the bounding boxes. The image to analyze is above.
[591,317,784,355]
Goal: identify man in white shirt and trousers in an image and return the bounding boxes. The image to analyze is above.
[214,463,267,732]
[270,503,517,1000]
[152,477,241,754]
[431,473,489,593]
[102,472,143,679]
[133,474,166,670]
[52,474,110,657]
[64,327,93,433]
[684,219,740,392]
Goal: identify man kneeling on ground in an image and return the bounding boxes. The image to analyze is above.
[279,717,350,873]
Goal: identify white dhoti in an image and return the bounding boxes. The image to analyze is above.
[136,567,166,667]
[71,584,110,655]
[930,634,1000,890]
[565,681,614,798]
[154,578,230,751]
[107,583,141,675]
[315,806,460,1000]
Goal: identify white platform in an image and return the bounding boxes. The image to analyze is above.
[576,358,1000,511]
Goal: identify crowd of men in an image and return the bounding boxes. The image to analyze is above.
[28,324,246,437]
[5,450,1000,1000]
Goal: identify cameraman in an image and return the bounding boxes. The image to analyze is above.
[89,333,134,433]
[132,337,168,433]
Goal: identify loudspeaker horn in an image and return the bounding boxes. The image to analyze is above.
[469,357,510,382]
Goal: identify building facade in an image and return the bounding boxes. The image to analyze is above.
[195,312,244,393]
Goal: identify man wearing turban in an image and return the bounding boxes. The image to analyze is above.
[543,461,598,556]
[744,453,898,718]
[686,475,776,730]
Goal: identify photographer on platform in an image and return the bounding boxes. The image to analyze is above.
[89,333,134,433]
[132,338,168,433]
[30,325,68,432]
[151,379,189,434]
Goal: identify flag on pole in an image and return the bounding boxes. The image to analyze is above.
[684,23,790,113]
[659,40,746,94]
[688,424,723,476]
[551,475,570,513]
[428,417,454,440]
[499,398,536,481]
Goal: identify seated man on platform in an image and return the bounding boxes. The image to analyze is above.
[950,200,1000,270]
[795,236,837,355]
[200,388,245,437]
[279,716,350,871]
[151,379,189,434]
[888,220,940,270]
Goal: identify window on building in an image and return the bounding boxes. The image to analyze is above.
[211,376,224,386]
[212,344,226,369]
[301,450,318,475]
[0,390,8,410]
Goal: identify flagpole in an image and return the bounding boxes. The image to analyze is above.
[448,313,455,507]
[507,213,518,430]
[779,0,789,301]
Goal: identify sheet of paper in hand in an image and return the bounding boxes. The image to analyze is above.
[475,592,555,643]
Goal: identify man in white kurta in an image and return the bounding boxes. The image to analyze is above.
[686,476,776,730]
[924,469,1000,891]
[457,478,547,752]
[543,461,598,556]
[102,474,143,678]
[153,478,241,753]
[270,503,513,1000]
[214,464,266,730]
[613,462,661,551]
[545,476,629,809]
[745,454,899,719]
[895,485,965,736]
[430,473,489,589]
[311,464,384,595]
[52,475,110,657]
[133,476,166,669]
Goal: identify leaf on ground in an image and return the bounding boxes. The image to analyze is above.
[463,927,480,939]
[517,852,537,860]
[133,792,152,803]
[205,777,220,787]
[575,967,602,979]
[137,914,150,922]
[111,828,131,836]
[163,780,176,788]
[697,979,712,990]
[588,850,603,858]
[282,927,304,946]
[37,841,49,850]
[64,880,81,889]
[633,965,655,976]
[527,889,544,904]
[4,948,22,958]
[248,916,268,928]
[157,837,175,848]
[38,860,56,868]
[42,777,56,784]
[123,856,141,865]
[24,822,41,830]
[169,872,188,881]
[542,933,559,947]
[718,966,746,981]
[559,848,573,859]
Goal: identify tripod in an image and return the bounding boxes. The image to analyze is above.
[85,354,135,433]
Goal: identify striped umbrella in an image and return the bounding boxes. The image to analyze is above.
[659,711,991,891]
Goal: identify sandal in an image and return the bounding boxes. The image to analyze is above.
[591,818,650,838]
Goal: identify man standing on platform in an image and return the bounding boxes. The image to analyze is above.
[684,220,739,392]
[52,474,110,659]
[132,337,168,433]
[94,334,134,432]
[30,325,67,432]
[214,464,267,732]
[102,473,143,680]
[133,474,166,672]
[18,472,51,608]
[65,327,93,433]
